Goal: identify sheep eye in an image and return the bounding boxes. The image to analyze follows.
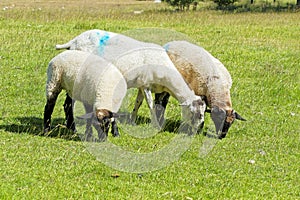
[101,117,110,124]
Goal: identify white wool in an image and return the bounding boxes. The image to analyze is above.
[56,30,199,105]
[56,29,118,54]
[164,40,233,110]
[113,47,197,103]
[46,50,127,112]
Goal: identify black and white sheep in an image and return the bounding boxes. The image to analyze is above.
[56,29,206,131]
[156,41,246,139]
[43,50,127,141]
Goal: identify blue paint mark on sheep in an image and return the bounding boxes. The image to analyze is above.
[163,44,170,52]
[98,32,110,55]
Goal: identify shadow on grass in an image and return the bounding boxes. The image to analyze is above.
[163,119,211,136]
[117,112,182,133]
[0,115,208,141]
[0,117,81,141]
[118,112,209,136]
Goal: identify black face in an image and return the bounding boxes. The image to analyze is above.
[99,116,111,135]
[218,112,235,139]
[94,109,115,141]
[211,106,246,139]
[211,107,226,137]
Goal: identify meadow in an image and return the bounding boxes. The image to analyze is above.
[0,0,299,199]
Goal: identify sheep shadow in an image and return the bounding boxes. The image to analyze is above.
[0,115,210,141]
[160,116,216,137]
[117,112,181,132]
[117,112,207,135]
[0,117,81,141]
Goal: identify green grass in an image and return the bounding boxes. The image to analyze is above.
[0,0,300,199]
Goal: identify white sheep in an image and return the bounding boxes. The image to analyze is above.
[56,29,206,132]
[157,40,246,139]
[43,50,127,141]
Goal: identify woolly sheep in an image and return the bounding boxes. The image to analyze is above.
[157,40,246,139]
[56,29,206,131]
[43,50,127,141]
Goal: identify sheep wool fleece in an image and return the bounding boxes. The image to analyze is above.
[46,50,127,113]
[56,30,198,103]
[164,41,233,110]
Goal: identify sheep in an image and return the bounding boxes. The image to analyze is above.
[55,29,206,132]
[43,50,127,141]
[155,40,246,139]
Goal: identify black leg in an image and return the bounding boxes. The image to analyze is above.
[94,123,107,142]
[63,93,76,132]
[131,89,144,123]
[43,95,58,133]
[83,104,93,141]
[154,92,170,126]
[84,118,94,141]
[111,120,120,137]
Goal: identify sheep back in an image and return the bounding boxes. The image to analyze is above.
[164,41,233,109]
[47,50,127,112]
[59,30,198,104]
[97,32,199,103]
[56,29,118,54]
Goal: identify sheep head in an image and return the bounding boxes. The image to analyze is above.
[95,109,118,136]
[210,106,246,139]
[181,98,206,134]
[77,109,118,139]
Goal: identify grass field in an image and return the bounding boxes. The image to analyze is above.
[0,0,299,199]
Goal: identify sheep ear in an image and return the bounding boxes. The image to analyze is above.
[112,112,119,118]
[235,112,246,121]
[77,112,93,119]
[108,112,120,123]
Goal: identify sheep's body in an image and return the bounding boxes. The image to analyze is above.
[44,50,127,140]
[56,30,206,130]
[161,41,245,138]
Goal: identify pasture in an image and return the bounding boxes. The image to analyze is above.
[0,0,299,199]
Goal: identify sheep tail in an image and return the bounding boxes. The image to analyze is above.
[55,41,72,50]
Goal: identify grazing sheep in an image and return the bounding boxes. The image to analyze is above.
[156,40,246,139]
[56,29,206,131]
[43,50,127,141]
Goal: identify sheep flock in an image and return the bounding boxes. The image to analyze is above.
[44,29,245,141]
